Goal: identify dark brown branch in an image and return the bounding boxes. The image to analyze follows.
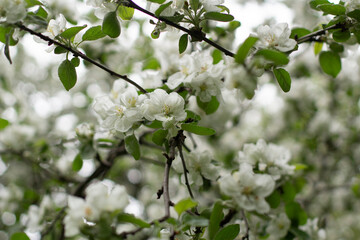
[220,209,237,227]
[241,210,250,240]
[15,23,148,94]
[126,0,235,57]
[296,24,342,44]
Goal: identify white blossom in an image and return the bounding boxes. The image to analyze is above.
[256,23,297,52]
[173,151,219,187]
[141,89,186,129]
[266,213,291,240]
[43,14,67,39]
[64,180,129,237]
[218,163,275,213]
[167,50,225,102]
[237,139,294,180]
[75,122,94,139]
[0,0,27,23]
[200,0,224,12]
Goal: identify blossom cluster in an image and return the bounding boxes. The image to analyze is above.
[0,0,27,23]
[167,50,225,102]
[218,139,293,213]
[64,180,129,237]
[93,81,186,133]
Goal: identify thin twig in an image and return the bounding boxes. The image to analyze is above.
[220,209,237,227]
[15,23,148,94]
[241,210,250,240]
[162,138,177,217]
[126,0,235,57]
[177,134,194,199]
[296,24,342,44]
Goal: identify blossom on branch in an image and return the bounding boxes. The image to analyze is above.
[255,23,297,52]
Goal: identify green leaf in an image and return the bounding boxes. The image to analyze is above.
[11,232,30,240]
[117,213,151,228]
[329,42,344,52]
[209,202,224,240]
[35,6,48,19]
[319,51,341,77]
[145,120,163,129]
[290,28,311,39]
[0,27,18,46]
[190,0,200,12]
[54,46,67,54]
[162,14,184,23]
[175,198,198,216]
[155,1,173,16]
[214,224,240,240]
[179,34,188,54]
[282,181,297,203]
[72,153,83,172]
[181,213,209,227]
[148,0,166,3]
[4,34,12,64]
[71,57,80,67]
[125,134,141,160]
[25,0,42,7]
[102,11,121,38]
[317,4,346,15]
[152,129,168,146]
[347,9,360,21]
[313,42,323,55]
[196,96,220,115]
[204,12,234,22]
[266,190,281,209]
[58,59,77,91]
[273,68,291,92]
[143,57,161,70]
[212,49,223,64]
[181,123,216,136]
[228,21,241,32]
[235,36,258,64]
[290,227,311,240]
[0,118,9,130]
[332,29,350,42]
[185,110,201,122]
[309,0,330,9]
[118,5,135,20]
[60,25,87,40]
[82,26,107,41]
[255,49,289,65]
[285,202,308,226]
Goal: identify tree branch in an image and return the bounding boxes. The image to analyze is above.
[15,23,148,94]
[296,24,342,44]
[126,0,235,57]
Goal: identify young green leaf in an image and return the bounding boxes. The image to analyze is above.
[196,96,220,115]
[0,26,18,46]
[58,59,77,91]
[181,123,216,136]
[155,1,172,16]
[209,202,224,240]
[313,42,323,55]
[285,202,308,226]
[71,57,80,67]
[190,0,200,12]
[290,28,311,39]
[309,0,330,9]
[204,12,234,22]
[255,49,289,65]
[332,29,350,42]
[25,0,42,7]
[54,46,67,54]
[181,213,209,227]
[179,34,188,54]
[72,153,83,172]
[102,11,121,38]
[10,232,30,240]
[174,198,198,216]
[266,190,281,209]
[0,118,9,130]
[4,34,12,64]
[118,5,135,20]
[235,36,258,64]
[214,224,240,240]
[117,213,151,228]
[347,9,360,21]
[125,134,141,160]
[60,25,87,40]
[147,0,166,3]
[273,68,291,92]
[319,51,341,77]
[212,49,223,64]
[82,26,107,41]
[317,4,346,15]
[152,129,168,146]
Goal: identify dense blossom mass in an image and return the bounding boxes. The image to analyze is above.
[0,0,359,239]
